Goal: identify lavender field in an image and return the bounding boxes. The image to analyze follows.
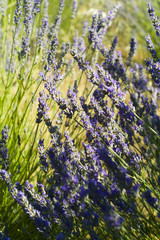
[0,0,160,239]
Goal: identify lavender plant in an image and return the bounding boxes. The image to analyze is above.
[0,1,160,240]
[0,0,69,238]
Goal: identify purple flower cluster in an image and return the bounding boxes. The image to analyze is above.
[1,2,160,240]
[14,0,23,25]
[88,2,121,50]
[0,125,9,171]
[32,0,43,16]
[54,0,65,36]
[0,170,51,237]
[23,0,33,35]
[126,38,137,67]
[71,0,78,19]
[148,3,160,36]
[144,6,160,89]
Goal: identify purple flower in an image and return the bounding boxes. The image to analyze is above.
[145,35,158,59]
[71,0,78,19]
[56,232,65,240]
[23,0,33,35]
[142,189,158,207]
[126,38,137,66]
[14,0,22,24]
[32,0,43,16]
[148,3,160,36]
[0,125,9,170]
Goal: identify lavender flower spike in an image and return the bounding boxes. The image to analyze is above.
[148,3,160,36]
[54,0,65,34]
[126,38,137,66]
[145,34,157,59]
[14,0,22,25]
[0,125,9,171]
[23,0,33,37]
[71,0,78,19]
